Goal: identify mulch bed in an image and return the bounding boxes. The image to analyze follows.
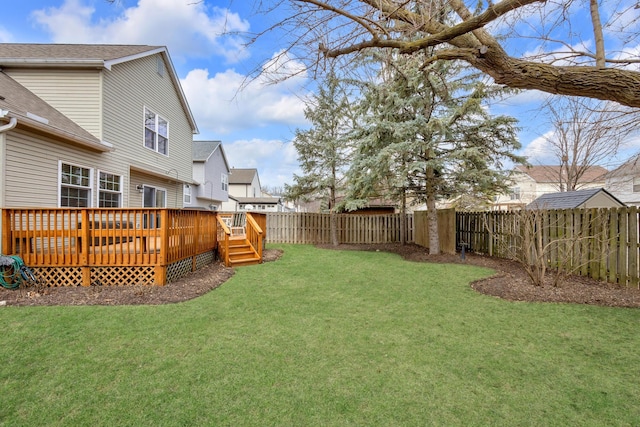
[1,244,639,308]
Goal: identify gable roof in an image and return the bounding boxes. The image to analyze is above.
[193,140,220,161]
[0,43,198,134]
[515,165,607,183]
[0,44,163,67]
[229,168,259,185]
[0,71,109,151]
[526,188,625,210]
[193,140,230,171]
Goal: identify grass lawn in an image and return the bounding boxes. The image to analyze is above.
[1,244,639,426]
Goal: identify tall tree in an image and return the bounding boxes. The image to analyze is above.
[540,96,639,191]
[285,71,355,245]
[257,0,640,107]
[346,52,523,254]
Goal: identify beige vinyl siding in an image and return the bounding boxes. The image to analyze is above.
[102,54,193,208]
[4,129,128,208]
[6,69,102,138]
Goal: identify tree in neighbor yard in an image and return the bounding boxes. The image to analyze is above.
[256,0,640,107]
[345,51,523,254]
[285,70,355,246]
[539,96,640,191]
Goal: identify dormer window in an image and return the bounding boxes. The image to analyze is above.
[144,107,168,155]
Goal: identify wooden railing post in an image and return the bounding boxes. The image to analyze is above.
[1,209,11,255]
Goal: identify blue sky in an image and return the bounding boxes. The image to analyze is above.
[1,0,639,188]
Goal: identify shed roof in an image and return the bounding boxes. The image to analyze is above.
[526,188,625,210]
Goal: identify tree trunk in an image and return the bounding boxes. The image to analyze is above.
[426,195,439,255]
[330,185,339,246]
[400,189,407,245]
[426,167,440,255]
[330,211,339,246]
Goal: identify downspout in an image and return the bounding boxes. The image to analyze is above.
[0,111,17,255]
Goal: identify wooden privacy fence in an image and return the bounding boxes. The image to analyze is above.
[266,212,414,244]
[456,207,640,287]
[414,209,456,254]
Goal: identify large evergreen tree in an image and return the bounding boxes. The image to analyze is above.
[285,71,355,245]
[347,52,524,253]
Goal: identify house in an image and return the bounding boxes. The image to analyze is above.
[605,155,640,207]
[0,43,197,211]
[526,188,625,210]
[493,165,608,209]
[221,168,282,212]
[184,140,229,211]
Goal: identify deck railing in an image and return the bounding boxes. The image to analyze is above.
[1,208,218,286]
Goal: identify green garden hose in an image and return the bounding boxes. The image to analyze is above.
[0,255,26,289]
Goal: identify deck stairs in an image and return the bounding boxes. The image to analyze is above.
[227,236,261,267]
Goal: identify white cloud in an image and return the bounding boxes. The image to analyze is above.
[31,0,249,63]
[521,131,557,164]
[224,138,300,187]
[181,58,310,135]
[0,26,13,43]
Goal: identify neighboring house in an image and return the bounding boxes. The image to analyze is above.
[184,140,229,210]
[221,168,282,212]
[0,43,197,211]
[605,155,640,207]
[494,165,608,209]
[526,188,625,210]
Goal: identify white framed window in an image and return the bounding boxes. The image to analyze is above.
[60,162,92,207]
[143,186,167,208]
[509,187,521,200]
[184,184,191,204]
[221,173,228,191]
[98,171,122,208]
[144,107,169,155]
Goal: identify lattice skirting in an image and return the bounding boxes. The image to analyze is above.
[29,251,216,287]
[31,267,83,287]
[92,266,156,286]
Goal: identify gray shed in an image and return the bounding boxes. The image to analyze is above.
[526,188,625,210]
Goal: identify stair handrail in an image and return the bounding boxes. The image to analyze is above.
[216,214,231,267]
[245,212,263,263]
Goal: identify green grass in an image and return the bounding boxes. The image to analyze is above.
[1,244,639,426]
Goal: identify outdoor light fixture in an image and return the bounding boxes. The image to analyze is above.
[136,184,144,193]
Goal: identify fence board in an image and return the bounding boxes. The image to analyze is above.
[456,208,640,288]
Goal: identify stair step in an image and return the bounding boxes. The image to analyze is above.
[229,256,261,266]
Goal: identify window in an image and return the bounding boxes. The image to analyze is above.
[184,184,191,204]
[98,171,122,207]
[509,187,521,200]
[157,56,165,77]
[144,107,168,155]
[221,173,228,191]
[60,162,92,207]
[143,186,167,208]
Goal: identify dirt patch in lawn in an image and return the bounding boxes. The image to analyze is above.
[1,244,639,308]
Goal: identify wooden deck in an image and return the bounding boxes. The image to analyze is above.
[1,209,264,286]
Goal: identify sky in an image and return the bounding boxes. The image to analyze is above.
[1,0,639,189]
